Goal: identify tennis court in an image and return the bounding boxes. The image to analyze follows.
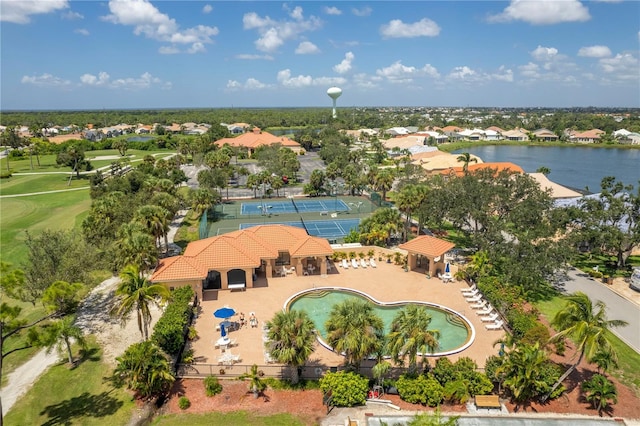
[237,218,360,239]
[240,198,350,215]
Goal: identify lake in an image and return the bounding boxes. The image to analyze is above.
[452,145,640,193]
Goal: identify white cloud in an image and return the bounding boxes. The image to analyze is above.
[333,52,354,74]
[226,80,242,89]
[599,53,639,80]
[245,78,269,89]
[74,28,89,36]
[324,6,342,16]
[226,78,272,90]
[235,53,274,60]
[531,46,559,62]
[276,69,345,88]
[353,73,379,89]
[295,41,320,54]
[1,0,68,24]
[519,62,541,79]
[159,46,180,55]
[102,0,218,52]
[578,45,612,58]
[376,61,440,83]
[491,66,514,82]
[21,73,71,87]
[202,4,212,14]
[380,18,441,38]
[80,71,110,86]
[79,71,170,90]
[243,9,322,53]
[488,0,590,25]
[352,7,372,17]
[61,10,83,20]
[448,66,478,81]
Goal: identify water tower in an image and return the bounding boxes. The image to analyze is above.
[327,87,342,118]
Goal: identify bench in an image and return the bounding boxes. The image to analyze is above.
[227,283,246,291]
[474,395,501,409]
[320,210,329,216]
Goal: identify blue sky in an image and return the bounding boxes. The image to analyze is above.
[1,0,639,110]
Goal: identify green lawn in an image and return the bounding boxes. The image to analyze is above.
[535,297,640,396]
[0,189,91,265]
[152,411,309,426]
[3,340,136,426]
[0,173,91,195]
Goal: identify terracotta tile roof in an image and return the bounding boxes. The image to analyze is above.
[441,125,463,133]
[151,225,331,282]
[215,129,301,149]
[151,256,208,282]
[440,162,524,177]
[399,235,455,258]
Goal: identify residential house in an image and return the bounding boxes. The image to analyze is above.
[568,129,605,144]
[532,128,559,141]
[385,127,411,136]
[617,132,640,145]
[439,162,524,178]
[502,129,529,141]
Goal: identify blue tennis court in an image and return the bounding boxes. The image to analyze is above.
[241,199,350,215]
[239,218,360,239]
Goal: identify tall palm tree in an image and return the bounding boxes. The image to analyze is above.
[456,152,477,174]
[265,309,316,384]
[374,169,395,201]
[111,265,170,341]
[543,292,628,401]
[325,298,384,371]
[135,205,171,252]
[387,304,440,372]
[190,188,215,218]
[117,222,158,273]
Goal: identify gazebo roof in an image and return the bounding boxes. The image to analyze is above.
[399,235,455,258]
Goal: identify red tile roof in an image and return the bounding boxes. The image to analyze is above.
[440,162,524,177]
[151,225,332,282]
[215,129,301,149]
[399,235,455,258]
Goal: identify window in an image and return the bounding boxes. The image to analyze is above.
[276,251,291,266]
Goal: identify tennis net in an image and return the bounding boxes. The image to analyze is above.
[290,198,300,213]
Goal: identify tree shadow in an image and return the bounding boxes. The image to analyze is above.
[39,390,123,426]
[73,346,101,368]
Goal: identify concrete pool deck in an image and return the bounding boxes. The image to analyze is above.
[189,259,504,372]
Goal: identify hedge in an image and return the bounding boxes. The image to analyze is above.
[151,286,195,356]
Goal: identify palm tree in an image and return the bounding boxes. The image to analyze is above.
[190,188,215,218]
[325,298,384,371]
[111,265,170,341]
[265,309,316,384]
[135,205,171,252]
[374,169,395,201]
[500,342,551,404]
[387,304,440,372]
[591,347,619,375]
[543,292,628,401]
[456,152,477,173]
[117,222,158,273]
[43,315,86,365]
[239,364,267,398]
[114,341,175,399]
[581,374,618,415]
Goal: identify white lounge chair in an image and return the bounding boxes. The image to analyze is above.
[360,258,368,268]
[462,288,479,297]
[369,257,377,268]
[477,305,494,315]
[351,258,359,269]
[470,300,487,309]
[461,284,477,294]
[465,293,483,302]
[342,259,349,269]
[480,313,500,322]
[486,320,504,330]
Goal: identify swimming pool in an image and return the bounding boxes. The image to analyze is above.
[284,287,475,356]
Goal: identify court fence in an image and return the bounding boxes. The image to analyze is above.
[198,209,208,240]
[369,191,394,208]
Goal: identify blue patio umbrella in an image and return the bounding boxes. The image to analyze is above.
[220,323,227,338]
[444,263,451,274]
[213,306,236,319]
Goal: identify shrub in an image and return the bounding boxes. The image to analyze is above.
[319,371,368,407]
[506,307,538,341]
[520,323,551,347]
[0,170,12,179]
[178,396,191,410]
[582,374,618,414]
[396,374,444,406]
[204,375,223,396]
[151,286,195,356]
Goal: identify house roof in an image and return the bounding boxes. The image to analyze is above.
[439,162,524,177]
[150,224,332,283]
[571,129,605,139]
[399,235,455,258]
[214,128,301,149]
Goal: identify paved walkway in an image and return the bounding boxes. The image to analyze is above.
[558,268,640,353]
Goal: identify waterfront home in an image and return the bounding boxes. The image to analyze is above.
[568,129,605,144]
[502,129,529,141]
[532,128,559,141]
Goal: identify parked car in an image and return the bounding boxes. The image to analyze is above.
[630,268,640,293]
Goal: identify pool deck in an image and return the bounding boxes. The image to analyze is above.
[189,260,504,371]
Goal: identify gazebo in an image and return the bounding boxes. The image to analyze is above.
[399,235,455,277]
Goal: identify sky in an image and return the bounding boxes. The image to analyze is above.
[1,0,639,110]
